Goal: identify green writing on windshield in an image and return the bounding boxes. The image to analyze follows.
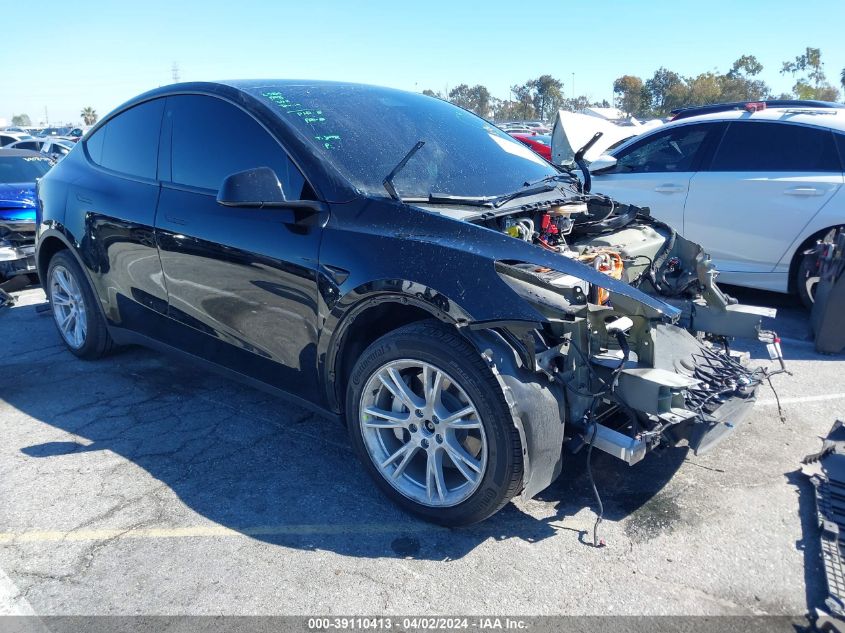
[262,91,340,149]
[315,134,341,149]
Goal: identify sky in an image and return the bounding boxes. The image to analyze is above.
[2,0,845,125]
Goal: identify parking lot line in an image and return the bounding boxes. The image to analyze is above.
[0,519,595,545]
[756,392,845,407]
[0,522,444,544]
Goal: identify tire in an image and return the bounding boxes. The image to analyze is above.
[346,320,523,526]
[46,250,114,359]
[796,228,840,310]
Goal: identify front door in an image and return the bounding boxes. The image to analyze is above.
[154,94,324,402]
[590,123,719,232]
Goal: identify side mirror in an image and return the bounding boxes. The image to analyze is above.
[217,167,286,208]
[589,154,617,174]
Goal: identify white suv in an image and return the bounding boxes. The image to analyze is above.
[588,105,845,306]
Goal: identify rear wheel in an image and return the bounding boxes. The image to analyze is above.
[796,228,841,309]
[47,250,114,359]
[346,320,523,526]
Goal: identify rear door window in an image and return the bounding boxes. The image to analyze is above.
[85,99,165,180]
[614,124,711,173]
[164,95,306,198]
[711,121,841,172]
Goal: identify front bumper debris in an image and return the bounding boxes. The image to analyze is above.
[0,243,36,277]
[801,421,845,627]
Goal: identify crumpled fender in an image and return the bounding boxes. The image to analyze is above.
[464,328,566,499]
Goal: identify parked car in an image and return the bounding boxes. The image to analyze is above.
[669,99,845,121]
[0,131,34,147]
[509,132,552,160]
[523,122,551,134]
[0,149,52,281]
[66,127,85,142]
[37,127,71,137]
[37,81,779,525]
[588,104,845,307]
[8,138,74,161]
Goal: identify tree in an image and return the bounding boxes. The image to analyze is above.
[467,84,493,118]
[840,68,845,95]
[80,107,98,125]
[686,72,723,105]
[527,75,564,121]
[645,67,685,115]
[421,89,442,99]
[446,84,493,117]
[727,55,763,78]
[720,55,770,101]
[613,75,645,117]
[781,47,840,101]
[509,83,536,120]
[11,113,31,126]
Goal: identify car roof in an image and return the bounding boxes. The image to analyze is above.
[662,107,845,133]
[0,148,49,158]
[669,99,843,120]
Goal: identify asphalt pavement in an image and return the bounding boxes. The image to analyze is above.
[0,284,842,618]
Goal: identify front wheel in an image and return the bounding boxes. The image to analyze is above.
[346,321,523,526]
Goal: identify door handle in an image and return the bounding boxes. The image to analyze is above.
[165,214,188,225]
[653,184,684,193]
[784,186,822,197]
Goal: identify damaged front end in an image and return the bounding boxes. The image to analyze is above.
[466,195,785,498]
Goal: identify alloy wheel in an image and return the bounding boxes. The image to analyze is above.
[359,359,488,508]
[50,265,88,349]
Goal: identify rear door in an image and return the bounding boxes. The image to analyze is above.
[683,121,844,273]
[68,98,169,330]
[154,94,324,402]
[590,123,720,231]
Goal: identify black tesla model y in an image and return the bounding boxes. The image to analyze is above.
[36,80,780,525]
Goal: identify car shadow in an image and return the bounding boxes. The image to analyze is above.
[2,297,687,561]
[785,469,828,620]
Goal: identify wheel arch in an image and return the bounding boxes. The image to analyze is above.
[322,287,567,501]
[787,223,845,294]
[36,233,71,285]
[36,229,110,324]
[322,291,464,415]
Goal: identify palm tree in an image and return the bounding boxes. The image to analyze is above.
[80,107,97,126]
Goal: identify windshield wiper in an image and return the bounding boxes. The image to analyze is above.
[408,186,557,209]
[490,183,556,208]
[383,140,425,201]
[420,193,496,207]
[522,172,578,188]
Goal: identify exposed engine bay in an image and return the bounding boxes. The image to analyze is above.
[420,186,786,497]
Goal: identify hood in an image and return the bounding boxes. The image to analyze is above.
[409,198,681,323]
[0,183,37,223]
[551,110,663,164]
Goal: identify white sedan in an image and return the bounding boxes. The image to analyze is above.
[588,104,845,306]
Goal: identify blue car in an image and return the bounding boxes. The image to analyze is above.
[0,149,52,281]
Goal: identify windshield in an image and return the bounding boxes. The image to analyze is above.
[0,155,52,183]
[248,83,557,199]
